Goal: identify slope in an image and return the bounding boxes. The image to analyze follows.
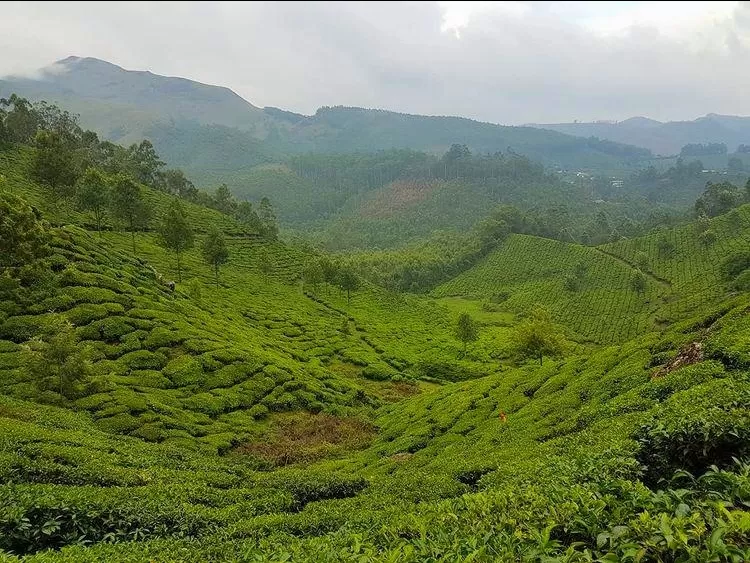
[433,206,750,345]
[0,57,272,144]
[1,145,749,560]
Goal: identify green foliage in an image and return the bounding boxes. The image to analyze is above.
[514,306,567,364]
[695,180,743,217]
[157,200,194,282]
[454,312,479,355]
[336,267,361,304]
[32,130,78,197]
[631,269,647,294]
[75,168,110,235]
[109,175,149,253]
[201,226,229,286]
[0,191,48,268]
[23,316,92,399]
[302,260,324,292]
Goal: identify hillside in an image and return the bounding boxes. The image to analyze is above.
[1,57,654,178]
[530,114,750,157]
[1,125,750,559]
[0,57,272,144]
[434,204,750,344]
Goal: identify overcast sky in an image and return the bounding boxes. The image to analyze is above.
[2,1,750,124]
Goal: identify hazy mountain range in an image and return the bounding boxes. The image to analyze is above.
[1,57,654,175]
[527,115,750,156]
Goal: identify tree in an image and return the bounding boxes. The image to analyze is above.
[695,181,742,217]
[235,201,262,232]
[162,169,197,199]
[455,312,479,356]
[631,269,647,295]
[109,175,150,254]
[0,191,48,268]
[514,306,566,365]
[202,226,229,287]
[0,94,40,143]
[24,317,91,399]
[337,267,360,304]
[158,200,194,282]
[319,256,339,293]
[258,249,274,279]
[746,178,750,203]
[258,197,278,240]
[126,140,164,186]
[302,260,324,292]
[32,130,78,198]
[213,184,237,215]
[76,168,110,236]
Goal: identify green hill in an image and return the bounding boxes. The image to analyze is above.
[1,136,749,561]
[433,206,750,344]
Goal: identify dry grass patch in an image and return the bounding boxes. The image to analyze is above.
[237,413,377,466]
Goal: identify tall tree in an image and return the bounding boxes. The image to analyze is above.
[235,201,262,232]
[32,130,78,198]
[109,175,149,254]
[202,226,229,287]
[455,312,479,356]
[158,200,194,282]
[337,267,360,304]
[162,169,197,199]
[514,306,566,365]
[75,168,110,236]
[302,260,324,292]
[0,191,48,269]
[631,270,647,295]
[0,94,40,143]
[319,256,339,295]
[258,197,278,240]
[213,184,237,215]
[126,140,164,186]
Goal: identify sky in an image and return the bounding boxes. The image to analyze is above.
[2,1,749,124]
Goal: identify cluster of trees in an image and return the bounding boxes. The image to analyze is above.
[156,200,230,285]
[694,179,750,218]
[680,143,727,157]
[454,306,566,364]
[1,95,279,239]
[302,256,361,304]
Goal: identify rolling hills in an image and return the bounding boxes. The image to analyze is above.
[1,114,750,560]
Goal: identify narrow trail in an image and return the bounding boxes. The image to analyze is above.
[594,247,673,289]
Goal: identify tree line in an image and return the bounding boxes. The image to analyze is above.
[0,94,278,238]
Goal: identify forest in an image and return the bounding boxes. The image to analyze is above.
[0,94,749,562]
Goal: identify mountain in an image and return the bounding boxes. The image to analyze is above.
[1,57,652,174]
[529,114,750,156]
[0,56,274,144]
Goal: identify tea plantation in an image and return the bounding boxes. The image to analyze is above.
[1,147,749,561]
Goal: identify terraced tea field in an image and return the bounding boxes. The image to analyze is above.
[434,234,666,343]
